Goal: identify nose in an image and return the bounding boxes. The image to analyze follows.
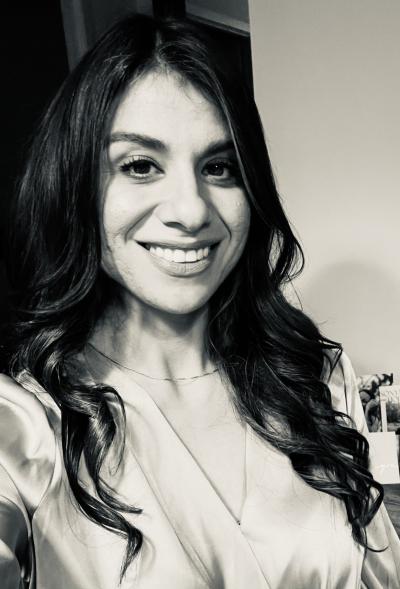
[155,169,211,233]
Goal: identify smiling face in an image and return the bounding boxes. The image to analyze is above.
[100,70,250,317]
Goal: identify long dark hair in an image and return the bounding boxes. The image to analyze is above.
[3,14,382,578]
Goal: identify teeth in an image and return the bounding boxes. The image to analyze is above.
[148,245,212,263]
[173,249,185,263]
[186,250,197,262]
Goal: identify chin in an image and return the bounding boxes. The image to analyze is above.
[118,280,220,318]
[151,298,210,317]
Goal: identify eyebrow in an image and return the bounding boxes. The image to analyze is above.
[108,132,235,157]
[109,132,167,151]
[204,138,235,157]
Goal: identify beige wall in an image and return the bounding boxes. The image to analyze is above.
[249,0,400,374]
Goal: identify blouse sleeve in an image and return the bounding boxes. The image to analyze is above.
[327,352,400,588]
[0,374,56,588]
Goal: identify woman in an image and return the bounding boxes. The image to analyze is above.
[0,14,399,589]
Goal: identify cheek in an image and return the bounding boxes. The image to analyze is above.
[225,196,251,244]
[101,183,147,243]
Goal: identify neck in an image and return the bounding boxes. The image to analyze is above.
[91,299,213,380]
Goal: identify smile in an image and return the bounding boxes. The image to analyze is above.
[146,245,210,263]
[140,242,218,277]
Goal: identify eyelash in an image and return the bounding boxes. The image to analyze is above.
[118,155,240,183]
[119,155,161,178]
[202,159,239,181]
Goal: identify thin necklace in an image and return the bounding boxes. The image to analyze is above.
[87,343,219,382]
[87,342,246,526]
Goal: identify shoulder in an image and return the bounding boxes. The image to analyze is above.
[323,350,356,403]
[0,373,57,513]
[0,372,58,434]
[323,350,367,434]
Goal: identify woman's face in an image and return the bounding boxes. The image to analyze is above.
[100,70,250,316]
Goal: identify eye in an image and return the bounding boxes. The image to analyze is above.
[202,159,239,183]
[119,155,162,180]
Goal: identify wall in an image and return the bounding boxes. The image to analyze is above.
[249,0,400,374]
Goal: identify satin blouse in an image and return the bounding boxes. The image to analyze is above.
[0,353,399,588]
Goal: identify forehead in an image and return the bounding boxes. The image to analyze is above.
[110,70,230,147]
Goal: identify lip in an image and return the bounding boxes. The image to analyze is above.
[145,242,218,277]
[140,239,220,250]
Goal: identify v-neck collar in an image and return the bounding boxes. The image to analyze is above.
[106,366,272,588]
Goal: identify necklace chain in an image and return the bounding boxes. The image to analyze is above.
[87,343,219,382]
[87,343,244,526]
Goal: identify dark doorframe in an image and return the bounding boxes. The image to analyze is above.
[152,0,186,19]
